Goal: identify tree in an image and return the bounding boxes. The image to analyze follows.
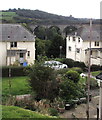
[28,63,59,101]
[59,78,84,102]
[47,34,64,58]
[34,26,46,40]
[63,26,77,37]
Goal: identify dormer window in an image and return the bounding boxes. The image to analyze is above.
[8,36,10,39]
[24,36,26,38]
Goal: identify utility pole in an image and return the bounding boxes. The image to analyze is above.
[86,19,92,120]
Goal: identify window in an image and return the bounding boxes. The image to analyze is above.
[73,37,75,41]
[8,36,10,39]
[24,36,26,38]
[95,41,99,46]
[68,46,71,51]
[78,37,80,42]
[10,42,17,47]
[69,36,70,41]
[76,48,80,53]
[20,53,23,58]
[27,51,30,57]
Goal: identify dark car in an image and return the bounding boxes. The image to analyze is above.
[96,72,102,80]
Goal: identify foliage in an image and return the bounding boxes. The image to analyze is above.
[63,25,77,36]
[91,71,102,76]
[2,105,54,118]
[28,63,59,101]
[59,78,84,102]
[91,64,102,71]
[48,34,64,58]
[1,66,29,77]
[90,78,99,90]
[49,108,58,116]
[35,38,51,57]
[61,58,74,68]
[71,67,83,74]
[65,70,80,83]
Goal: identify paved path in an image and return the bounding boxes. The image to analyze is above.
[60,95,99,118]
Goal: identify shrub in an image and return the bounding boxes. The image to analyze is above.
[1,66,30,77]
[90,78,98,89]
[90,64,101,71]
[62,58,74,68]
[28,63,59,101]
[71,67,83,74]
[65,70,80,83]
[73,61,86,70]
[49,108,58,116]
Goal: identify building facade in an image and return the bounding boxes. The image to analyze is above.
[66,24,102,65]
[0,24,35,66]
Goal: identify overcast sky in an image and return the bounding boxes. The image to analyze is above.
[0,0,101,19]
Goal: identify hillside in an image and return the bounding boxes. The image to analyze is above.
[1,9,91,25]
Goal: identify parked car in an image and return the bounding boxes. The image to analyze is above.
[44,60,68,70]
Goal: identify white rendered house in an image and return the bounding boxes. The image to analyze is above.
[0,24,35,66]
[66,24,102,66]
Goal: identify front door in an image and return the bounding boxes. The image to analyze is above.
[19,53,24,65]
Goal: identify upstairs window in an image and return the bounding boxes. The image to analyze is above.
[73,37,75,41]
[78,37,80,42]
[10,42,17,48]
[95,41,99,46]
[68,46,71,51]
[76,48,80,53]
[27,51,30,57]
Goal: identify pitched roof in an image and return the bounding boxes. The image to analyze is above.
[68,24,102,41]
[0,24,35,42]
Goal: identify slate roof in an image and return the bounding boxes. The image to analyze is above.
[68,24,102,41]
[0,24,35,42]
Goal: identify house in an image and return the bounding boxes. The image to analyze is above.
[0,24,35,66]
[66,24,102,66]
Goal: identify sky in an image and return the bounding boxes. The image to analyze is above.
[0,0,101,19]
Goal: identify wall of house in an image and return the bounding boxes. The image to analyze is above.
[66,36,102,66]
[66,36,85,62]
[0,42,7,66]
[7,42,35,65]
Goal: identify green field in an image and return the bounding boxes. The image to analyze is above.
[2,76,31,96]
[0,11,17,21]
[2,105,55,119]
[91,71,102,77]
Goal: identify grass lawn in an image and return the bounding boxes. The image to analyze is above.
[2,105,56,119]
[2,76,31,96]
[91,71,102,77]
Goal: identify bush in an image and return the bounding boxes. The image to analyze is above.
[49,108,58,116]
[65,70,80,83]
[1,66,30,77]
[73,61,86,70]
[71,67,83,74]
[28,63,59,101]
[62,58,74,68]
[90,78,98,89]
[91,64,101,71]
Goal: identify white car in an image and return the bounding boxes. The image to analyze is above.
[44,60,68,70]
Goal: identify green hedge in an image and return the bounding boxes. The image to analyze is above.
[1,66,30,77]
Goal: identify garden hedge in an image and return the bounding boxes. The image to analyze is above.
[1,66,30,77]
